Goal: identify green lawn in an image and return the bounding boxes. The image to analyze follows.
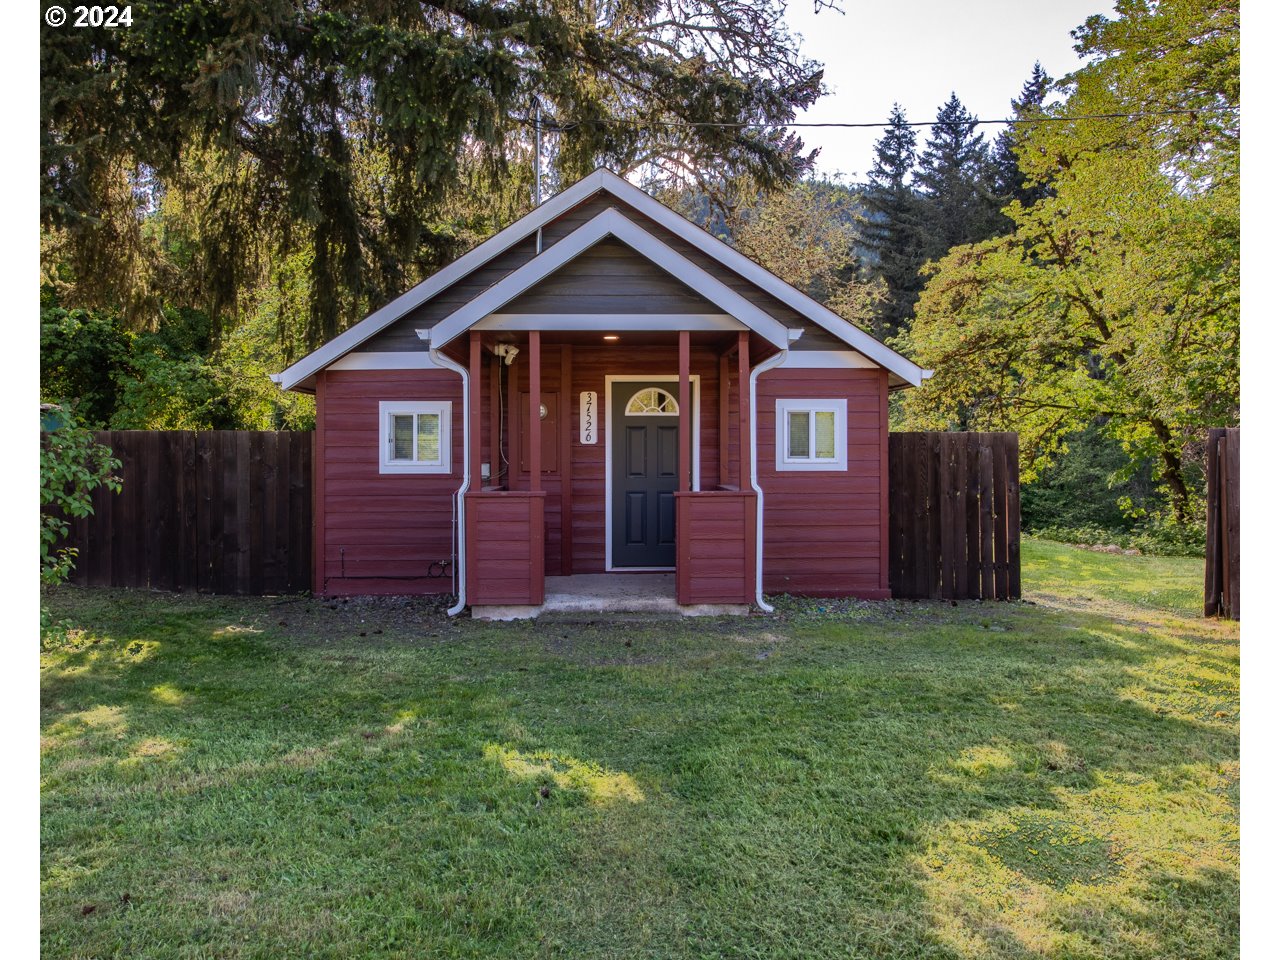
[40,540,1239,959]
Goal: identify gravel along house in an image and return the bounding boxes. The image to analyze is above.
[272,168,931,618]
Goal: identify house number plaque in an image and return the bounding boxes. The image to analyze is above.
[580,391,598,444]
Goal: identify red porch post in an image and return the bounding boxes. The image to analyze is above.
[528,331,541,490]
[678,330,691,493]
[738,332,755,604]
[737,331,750,491]
[469,332,483,488]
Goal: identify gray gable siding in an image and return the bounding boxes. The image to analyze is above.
[357,189,863,353]
[501,238,719,314]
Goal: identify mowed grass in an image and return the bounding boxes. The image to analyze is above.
[40,540,1239,959]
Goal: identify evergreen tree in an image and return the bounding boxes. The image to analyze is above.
[860,105,924,339]
[993,62,1054,207]
[914,93,1004,261]
[41,1,825,348]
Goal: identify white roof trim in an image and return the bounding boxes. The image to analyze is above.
[273,166,929,392]
[585,170,927,387]
[424,208,792,351]
[473,313,744,333]
[272,170,615,392]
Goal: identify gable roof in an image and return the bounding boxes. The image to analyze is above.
[423,207,792,351]
[272,168,930,391]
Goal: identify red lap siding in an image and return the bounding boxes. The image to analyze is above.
[315,369,463,595]
[757,368,889,599]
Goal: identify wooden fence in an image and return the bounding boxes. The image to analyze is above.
[59,431,312,595]
[888,432,1021,600]
[1204,427,1240,619]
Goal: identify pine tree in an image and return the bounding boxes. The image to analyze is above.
[993,63,1054,207]
[914,93,1004,261]
[860,105,924,339]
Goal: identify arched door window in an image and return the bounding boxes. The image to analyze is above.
[624,387,679,416]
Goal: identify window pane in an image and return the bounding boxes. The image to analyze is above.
[814,411,836,459]
[391,414,413,460]
[416,413,440,462]
[626,387,678,415]
[788,411,810,459]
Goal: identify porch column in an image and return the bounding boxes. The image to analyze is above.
[528,331,541,491]
[678,330,691,492]
[737,331,750,491]
[469,331,483,487]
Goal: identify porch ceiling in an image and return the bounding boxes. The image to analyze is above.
[435,326,780,365]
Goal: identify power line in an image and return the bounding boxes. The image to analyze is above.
[523,108,1235,133]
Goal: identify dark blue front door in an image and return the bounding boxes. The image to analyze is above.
[611,383,680,567]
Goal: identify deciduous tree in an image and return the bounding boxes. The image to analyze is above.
[897,0,1239,525]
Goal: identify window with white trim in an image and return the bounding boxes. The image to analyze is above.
[378,400,452,474]
[775,399,847,471]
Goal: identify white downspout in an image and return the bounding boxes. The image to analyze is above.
[428,338,471,617]
[749,349,788,613]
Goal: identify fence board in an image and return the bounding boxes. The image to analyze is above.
[889,431,1021,601]
[1004,435,1022,599]
[992,434,1009,599]
[49,430,312,595]
[1204,428,1240,619]
[938,434,955,600]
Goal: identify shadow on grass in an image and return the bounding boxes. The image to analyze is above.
[41,583,1238,960]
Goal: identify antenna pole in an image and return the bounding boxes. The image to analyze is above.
[534,101,543,206]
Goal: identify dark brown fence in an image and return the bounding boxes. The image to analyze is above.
[1204,427,1240,619]
[59,431,312,595]
[888,432,1021,600]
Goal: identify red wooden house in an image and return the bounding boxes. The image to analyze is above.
[273,169,930,617]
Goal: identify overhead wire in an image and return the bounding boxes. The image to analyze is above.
[519,107,1235,132]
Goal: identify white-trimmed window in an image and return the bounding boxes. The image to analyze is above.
[378,400,452,474]
[775,399,847,471]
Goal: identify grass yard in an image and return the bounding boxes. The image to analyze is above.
[40,540,1239,959]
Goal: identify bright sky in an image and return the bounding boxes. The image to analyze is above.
[782,0,1116,180]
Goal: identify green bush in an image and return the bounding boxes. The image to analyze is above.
[40,407,121,584]
[1028,516,1205,558]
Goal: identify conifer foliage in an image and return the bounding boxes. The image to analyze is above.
[992,62,1055,208]
[860,105,922,339]
[913,93,1005,260]
[41,0,824,348]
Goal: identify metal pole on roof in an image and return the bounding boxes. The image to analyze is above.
[534,98,543,253]
[534,100,543,206]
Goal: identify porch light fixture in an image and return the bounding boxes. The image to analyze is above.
[603,335,619,341]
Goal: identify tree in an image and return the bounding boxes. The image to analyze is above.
[897,0,1239,525]
[993,62,1054,208]
[914,93,1005,260]
[731,179,862,304]
[860,105,925,338]
[41,0,826,348]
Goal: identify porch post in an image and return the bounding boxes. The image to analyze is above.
[719,352,730,488]
[528,331,542,491]
[469,331,483,487]
[678,330,691,493]
[737,331,750,491]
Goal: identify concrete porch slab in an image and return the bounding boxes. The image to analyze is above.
[469,573,752,619]
[544,573,679,614]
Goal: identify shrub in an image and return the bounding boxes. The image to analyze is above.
[40,407,121,584]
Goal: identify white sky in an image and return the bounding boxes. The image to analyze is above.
[782,0,1115,180]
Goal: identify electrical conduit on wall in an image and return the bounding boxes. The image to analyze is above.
[749,349,788,612]
[429,340,470,616]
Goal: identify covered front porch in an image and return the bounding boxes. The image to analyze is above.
[437,323,775,618]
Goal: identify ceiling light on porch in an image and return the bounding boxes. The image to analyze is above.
[603,335,619,341]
